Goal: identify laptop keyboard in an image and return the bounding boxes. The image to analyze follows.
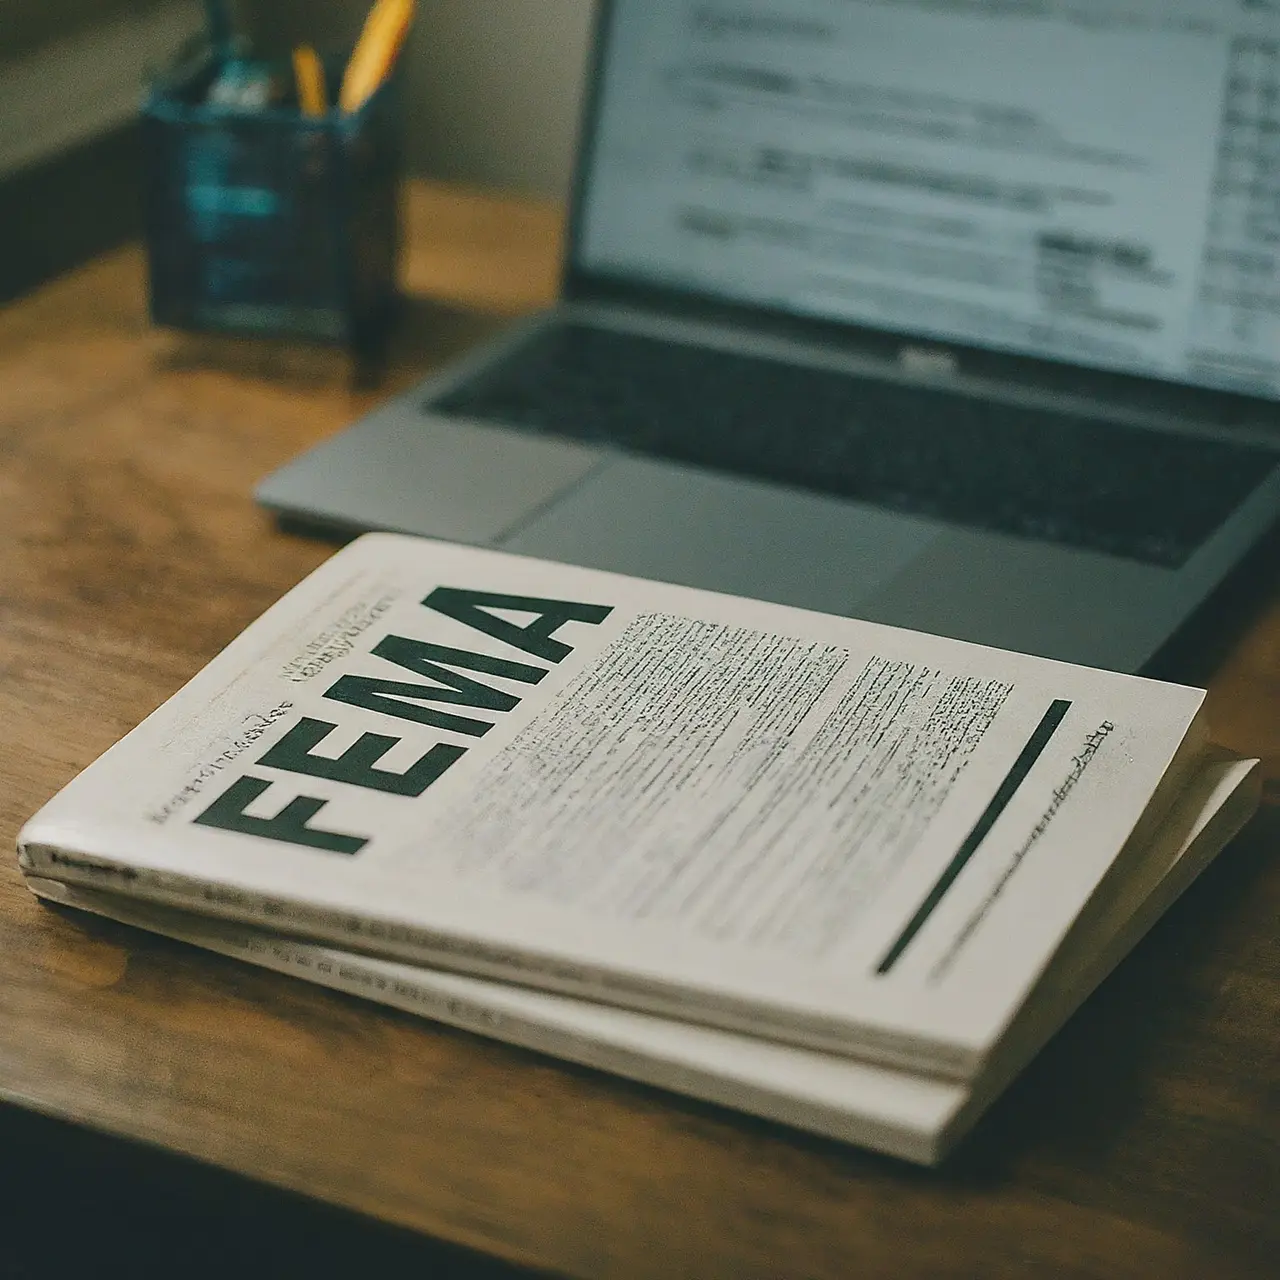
[432,323,1276,568]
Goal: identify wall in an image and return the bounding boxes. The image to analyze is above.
[0,0,140,60]
[0,1,202,177]
[399,0,595,198]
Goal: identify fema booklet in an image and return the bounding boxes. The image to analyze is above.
[18,533,1221,1079]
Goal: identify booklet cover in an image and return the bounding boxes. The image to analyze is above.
[18,533,1214,1078]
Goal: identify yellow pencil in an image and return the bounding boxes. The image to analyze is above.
[339,0,415,113]
[292,44,328,116]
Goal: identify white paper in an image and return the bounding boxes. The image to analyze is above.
[18,533,1208,1076]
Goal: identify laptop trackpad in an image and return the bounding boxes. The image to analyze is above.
[499,457,939,617]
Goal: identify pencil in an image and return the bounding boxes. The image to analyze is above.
[293,44,328,115]
[339,0,415,113]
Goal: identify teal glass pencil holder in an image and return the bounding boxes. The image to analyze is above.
[141,55,401,354]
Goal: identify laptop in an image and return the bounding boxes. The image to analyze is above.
[260,0,1280,673]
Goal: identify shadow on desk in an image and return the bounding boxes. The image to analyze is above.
[954,800,1280,1188]
[0,1103,547,1279]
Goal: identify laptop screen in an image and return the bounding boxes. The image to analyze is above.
[576,1,1280,401]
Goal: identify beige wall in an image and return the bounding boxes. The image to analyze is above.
[399,0,595,198]
[0,2,202,177]
[0,0,138,60]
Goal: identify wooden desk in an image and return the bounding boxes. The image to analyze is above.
[1,181,1277,1279]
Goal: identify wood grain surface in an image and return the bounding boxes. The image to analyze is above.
[0,181,1277,1280]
